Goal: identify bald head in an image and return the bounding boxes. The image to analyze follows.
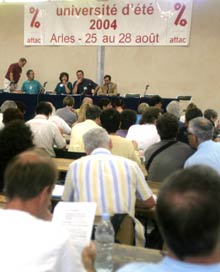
[156,165,220,260]
[4,151,57,201]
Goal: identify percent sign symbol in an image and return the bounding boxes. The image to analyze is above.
[29,7,40,28]
[174,3,187,26]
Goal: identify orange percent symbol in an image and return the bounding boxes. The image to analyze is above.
[174,3,187,26]
[29,7,40,28]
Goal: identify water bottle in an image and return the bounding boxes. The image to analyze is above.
[94,213,115,272]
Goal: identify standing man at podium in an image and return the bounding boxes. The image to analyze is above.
[4,58,27,92]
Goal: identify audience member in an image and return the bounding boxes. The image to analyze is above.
[116,165,220,271]
[48,102,71,135]
[113,97,125,113]
[73,70,99,95]
[126,107,160,152]
[136,102,149,124]
[21,69,43,94]
[116,109,137,138]
[1,151,77,271]
[98,75,118,96]
[180,102,198,123]
[177,107,203,144]
[0,120,34,192]
[26,102,66,157]
[166,100,184,128]
[144,113,194,182]
[15,101,26,119]
[63,127,155,246]
[0,100,17,129]
[4,57,27,91]
[56,96,78,126]
[184,117,220,172]
[98,97,112,110]
[101,108,147,176]
[68,105,101,152]
[3,108,23,125]
[148,95,163,110]
[54,72,72,94]
[204,109,219,140]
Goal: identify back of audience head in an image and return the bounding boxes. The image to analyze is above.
[166,101,182,120]
[185,108,203,123]
[188,117,213,147]
[0,120,34,191]
[113,97,125,112]
[98,98,112,110]
[0,100,17,113]
[83,127,110,154]
[156,165,220,261]
[120,109,137,130]
[15,101,26,117]
[156,113,179,140]
[100,108,120,133]
[204,109,218,124]
[186,102,198,112]
[82,97,93,105]
[4,151,57,219]
[63,96,75,107]
[85,105,101,123]
[149,95,163,109]
[137,103,149,115]
[3,108,23,125]
[35,102,52,117]
[139,107,161,125]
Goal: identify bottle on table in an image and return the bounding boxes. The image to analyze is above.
[95,213,115,272]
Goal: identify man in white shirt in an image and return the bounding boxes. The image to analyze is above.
[26,102,66,157]
[68,105,101,152]
[1,151,77,272]
[126,107,160,152]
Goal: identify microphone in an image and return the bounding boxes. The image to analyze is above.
[143,84,150,96]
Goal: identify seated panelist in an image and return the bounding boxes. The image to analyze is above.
[55,72,72,95]
[21,70,44,94]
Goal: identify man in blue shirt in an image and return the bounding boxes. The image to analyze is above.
[21,69,43,94]
[82,165,220,272]
[184,117,220,172]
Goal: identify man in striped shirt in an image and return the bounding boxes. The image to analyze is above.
[62,127,155,246]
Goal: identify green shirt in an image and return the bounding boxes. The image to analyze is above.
[21,80,42,94]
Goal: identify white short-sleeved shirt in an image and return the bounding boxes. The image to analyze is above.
[0,209,78,272]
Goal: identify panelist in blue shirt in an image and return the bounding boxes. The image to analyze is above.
[55,72,72,95]
[21,70,43,94]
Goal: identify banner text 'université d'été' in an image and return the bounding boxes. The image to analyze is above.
[24,0,193,46]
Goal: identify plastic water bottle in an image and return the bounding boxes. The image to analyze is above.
[94,213,115,272]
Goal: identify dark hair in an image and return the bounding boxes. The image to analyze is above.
[100,108,120,133]
[113,97,125,108]
[3,108,23,125]
[19,57,27,63]
[156,165,220,260]
[140,107,160,124]
[104,75,111,81]
[120,109,137,130]
[85,105,101,120]
[59,72,69,82]
[4,151,57,201]
[35,102,52,116]
[98,98,111,110]
[63,96,75,107]
[76,70,84,75]
[204,109,218,121]
[156,113,178,140]
[149,95,163,106]
[185,108,203,123]
[15,101,26,114]
[0,120,34,192]
[26,69,33,77]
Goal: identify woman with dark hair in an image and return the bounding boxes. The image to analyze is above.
[54,72,72,94]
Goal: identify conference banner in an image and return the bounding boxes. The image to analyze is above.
[24,0,193,46]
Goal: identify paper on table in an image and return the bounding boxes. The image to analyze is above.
[52,202,97,272]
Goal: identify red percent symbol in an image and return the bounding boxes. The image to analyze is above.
[29,7,40,28]
[174,3,187,26]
